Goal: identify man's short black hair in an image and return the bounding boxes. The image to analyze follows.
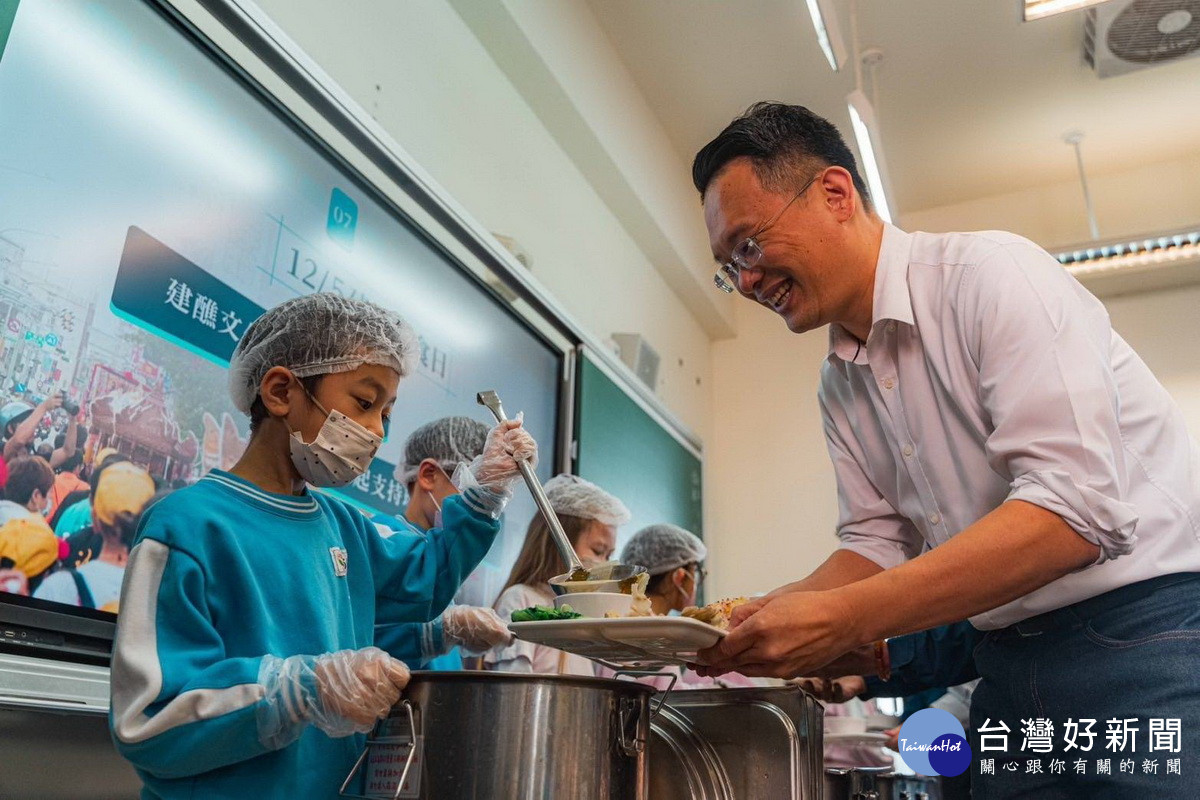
[248,374,323,434]
[692,102,870,206]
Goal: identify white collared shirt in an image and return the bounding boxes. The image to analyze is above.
[820,224,1200,629]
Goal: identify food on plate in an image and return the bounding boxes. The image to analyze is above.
[628,572,652,616]
[681,597,750,631]
[603,572,653,618]
[511,605,583,622]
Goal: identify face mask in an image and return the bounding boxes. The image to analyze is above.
[676,571,697,608]
[431,495,443,530]
[38,492,51,517]
[428,463,458,530]
[287,385,381,488]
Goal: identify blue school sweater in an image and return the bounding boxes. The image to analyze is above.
[109,469,500,799]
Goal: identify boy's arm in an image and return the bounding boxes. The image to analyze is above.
[367,488,503,624]
[374,619,442,667]
[111,534,405,779]
[109,538,279,778]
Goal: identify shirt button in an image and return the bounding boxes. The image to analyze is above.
[882,378,895,390]
[930,513,941,525]
[902,444,914,457]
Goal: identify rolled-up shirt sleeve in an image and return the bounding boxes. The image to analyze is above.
[961,242,1138,562]
[821,391,924,569]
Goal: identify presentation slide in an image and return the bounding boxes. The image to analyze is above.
[0,0,560,615]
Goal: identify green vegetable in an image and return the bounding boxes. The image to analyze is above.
[511,605,582,622]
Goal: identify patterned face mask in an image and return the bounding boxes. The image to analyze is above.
[286,382,381,488]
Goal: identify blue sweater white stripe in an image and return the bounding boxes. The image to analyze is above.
[109,470,500,798]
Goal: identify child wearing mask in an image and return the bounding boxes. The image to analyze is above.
[487,474,630,676]
[374,415,513,669]
[109,294,536,799]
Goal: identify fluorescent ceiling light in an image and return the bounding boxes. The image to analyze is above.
[845,90,893,224]
[1056,231,1200,276]
[1023,0,1112,22]
[805,0,848,71]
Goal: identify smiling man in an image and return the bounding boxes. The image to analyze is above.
[691,103,1200,797]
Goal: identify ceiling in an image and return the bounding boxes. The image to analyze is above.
[585,0,1200,216]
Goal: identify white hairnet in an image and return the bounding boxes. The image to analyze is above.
[620,523,707,576]
[228,293,418,413]
[397,416,490,484]
[544,474,631,527]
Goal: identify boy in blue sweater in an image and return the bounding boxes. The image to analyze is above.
[109,294,536,798]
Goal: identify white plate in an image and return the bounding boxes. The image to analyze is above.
[824,731,891,747]
[509,616,726,668]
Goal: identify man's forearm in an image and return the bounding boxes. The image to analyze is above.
[63,417,78,456]
[49,417,79,469]
[834,500,1099,645]
[770,549,884,597]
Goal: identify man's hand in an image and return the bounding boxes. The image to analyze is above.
[793,675,868,703]
[693,590,865,679]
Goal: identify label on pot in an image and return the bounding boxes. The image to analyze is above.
[363,728,423,799]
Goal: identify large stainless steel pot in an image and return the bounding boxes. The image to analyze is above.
[874,772,942,800]
[647,685,825,799]
[341,671,654,800]
[825,766,892,799]
[825,768,943,800]
[649,704,735,800]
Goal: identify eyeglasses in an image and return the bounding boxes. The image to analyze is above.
[713,172,821,294]
[687,563,707,587]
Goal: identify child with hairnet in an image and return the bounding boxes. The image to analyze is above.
[612,524,759,690]
[109,294,536,799]
[373,415,514,668]
[487,474,630,676]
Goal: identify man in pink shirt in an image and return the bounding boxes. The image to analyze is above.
[691,103,1200,797]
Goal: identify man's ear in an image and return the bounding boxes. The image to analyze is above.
[820,166,859,223]
[259,366,295,420]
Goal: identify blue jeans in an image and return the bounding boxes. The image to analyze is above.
[970,573,1200,799]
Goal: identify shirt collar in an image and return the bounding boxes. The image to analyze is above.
[827,223,915,364]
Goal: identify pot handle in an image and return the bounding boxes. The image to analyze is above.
[339,700,420,800]
[617,695,644,757]
[612,669,678,721]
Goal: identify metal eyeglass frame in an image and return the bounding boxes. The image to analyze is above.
[713,172,821,294]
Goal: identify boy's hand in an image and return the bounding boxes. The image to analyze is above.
[472,416,538,493]
[311,647,410,734]
[442,605,514,653]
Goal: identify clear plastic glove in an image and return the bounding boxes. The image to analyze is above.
[258,646,409,749]
[470,416,538,494]
[441,605,514,654]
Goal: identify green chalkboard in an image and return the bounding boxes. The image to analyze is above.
[575,352,703,547]
[0,1,19,64]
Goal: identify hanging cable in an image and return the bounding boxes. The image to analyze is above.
[850,0,864,93]
[1064,130,1101,241]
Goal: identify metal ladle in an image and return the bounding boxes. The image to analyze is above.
[476,390,646,595]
